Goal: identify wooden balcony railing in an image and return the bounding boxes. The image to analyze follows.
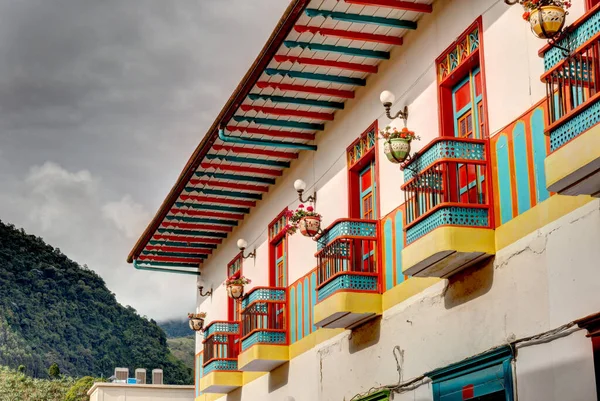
[240,287,287,351]
[314,219,379,302]
[540,5,600,152]
[202,321,240,374]
[401,137,490,245]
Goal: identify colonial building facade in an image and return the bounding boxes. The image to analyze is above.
[128,1,600,400]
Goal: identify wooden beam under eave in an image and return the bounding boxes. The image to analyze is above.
[344,0,432,13]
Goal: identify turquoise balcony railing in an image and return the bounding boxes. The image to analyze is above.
[541,6,600,152]
[401,137,490,244]
[240,287,287,352]
[315,219,379,302]
[202,321,240,375]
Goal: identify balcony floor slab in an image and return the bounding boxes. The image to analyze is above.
[199,371,243,394]
[546,124,600,197]
[238,344,289,372]
[314,291,382,329]
[402,226,495,278]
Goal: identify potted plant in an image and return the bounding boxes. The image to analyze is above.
[224,276,251,299]
[187,312,207,332]
[518,0,571,39]
[380,126,420,164]
[285,205,322,238]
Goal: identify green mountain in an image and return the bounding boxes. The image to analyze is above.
[159,319,194,339]
[0,220,192,384]
[166,336,195,370]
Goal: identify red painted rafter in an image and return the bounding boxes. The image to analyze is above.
[212,144,298,159]
[179,194,256,208]
[139,255,202,264]
[227,125,314,141]
[294,25,402,46]
[190,179,269,193]
[256,82,354,99]
[274,55,377,74]
[146,245,213,254]
[201,162,283,177]
[343,0,432,13]
[152,234,223,244]
[240,105,334,121]
[160,222,233,232]
[170,208,244,221]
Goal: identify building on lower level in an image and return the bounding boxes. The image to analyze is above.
[128,1,600,400]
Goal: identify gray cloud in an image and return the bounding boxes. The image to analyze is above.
[0,0,289,320]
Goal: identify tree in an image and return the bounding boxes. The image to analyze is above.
[48,363,60,379]
[17,365,25,373]
[65,376,97,401]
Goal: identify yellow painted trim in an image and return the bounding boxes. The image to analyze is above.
[289,328,345,359]
[382,277,441,311]
[314,292,382,324]
[402,227,495,273]
[196,394,224,401]
[495,194,593,250]
[199,371,242,393]
[243,371,267,385]
[545,124,600,188]
[238,344,289,370]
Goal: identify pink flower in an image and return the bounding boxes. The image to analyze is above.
[298,204,304,209]
[307,206,314,212]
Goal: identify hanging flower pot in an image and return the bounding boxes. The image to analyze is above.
[298,215,321,237]
[529,5,566,39]
[224,276,251,300]
[384,138,411,164]
[187,312,206,332]
[285,205,322,238]
[515,1,570,39]
[380,126,420,164]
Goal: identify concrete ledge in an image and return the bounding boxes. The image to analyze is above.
[238,344,289,372]
[546,124,600,196]
[314,291,382,329]
[402,227,495,278]
[199,371,242,394]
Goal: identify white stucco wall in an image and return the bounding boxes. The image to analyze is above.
[193,2,599,399]
[88,383,194,401]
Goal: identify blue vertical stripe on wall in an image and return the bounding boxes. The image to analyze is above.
[290,287,296,343]
[531,108,550,203]
[513,122,532,214]
[296,282,303,341]
[394,210,405,285]
[496,135,513,224]
[311,272,317,332]
[303,277,310,338]
[384,219,394,291]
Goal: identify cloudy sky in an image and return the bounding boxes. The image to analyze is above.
[0,0,289,321]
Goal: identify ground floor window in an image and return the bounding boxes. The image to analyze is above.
[428,346,514,401]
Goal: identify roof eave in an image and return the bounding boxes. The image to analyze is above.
[127,0,311,263]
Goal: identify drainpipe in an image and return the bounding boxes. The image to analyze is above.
[133,260,201,276]
[218,128,317,151]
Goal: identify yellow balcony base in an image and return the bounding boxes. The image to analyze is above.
[314,291,382,329]
[238,344,289,372]
[199,371,242,394]
[546,124,600,197]
[402,227,495,278]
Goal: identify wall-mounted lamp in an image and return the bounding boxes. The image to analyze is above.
[380,90,408,124]
[294,179,317,204]
[197,283,213,298]
[237,239,256,260]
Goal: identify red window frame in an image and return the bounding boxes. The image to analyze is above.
[347,121,380,220]
[268,208,289,288]
[435,17,495,228]
[227,252,243,322]
[587,0,600,10]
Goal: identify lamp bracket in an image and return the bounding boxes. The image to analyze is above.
[198,286,213,298]
[384,104,408,126]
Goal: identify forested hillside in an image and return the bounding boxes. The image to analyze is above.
[0,220,192,384]
[159,319,193,338]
